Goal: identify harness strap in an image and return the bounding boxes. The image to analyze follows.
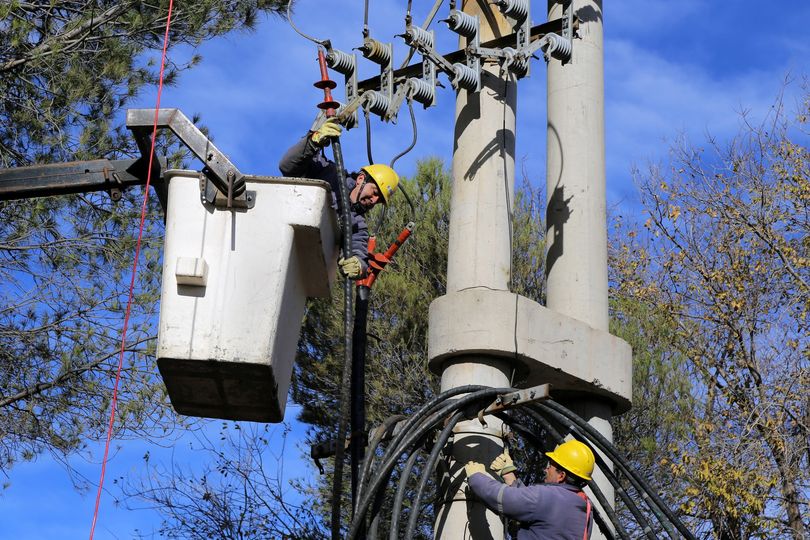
[577,491,592,540]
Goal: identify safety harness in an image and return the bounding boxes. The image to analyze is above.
[577,490,593,540]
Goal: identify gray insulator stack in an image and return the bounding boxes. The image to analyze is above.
[405,25,434,50]
[364,90,390,118]
[326,48,355,75]
[445,10,478,38]
[540,33,572,63]
[408,78,435,107]
[452,63,479,92]
[494,0,529,21]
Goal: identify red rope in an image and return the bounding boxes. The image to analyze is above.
[89,3,174,537]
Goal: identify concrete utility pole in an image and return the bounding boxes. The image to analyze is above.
[433,2,515,537]
[430,0,631,538]
[545,1,617,535]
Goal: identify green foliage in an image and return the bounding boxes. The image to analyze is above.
[0,0,291,167]
[0,0,292,472]
[0,190,167,471]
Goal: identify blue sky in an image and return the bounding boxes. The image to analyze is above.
[2,1,809,538]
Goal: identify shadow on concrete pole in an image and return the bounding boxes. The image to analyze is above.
[546,1,615,537]
[433,2,516,538]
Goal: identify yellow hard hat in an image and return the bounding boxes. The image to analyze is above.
[361,164,399,204]
[545,440,595,481]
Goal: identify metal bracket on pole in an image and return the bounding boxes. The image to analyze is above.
[492,0,531,77]
[126,108,254,209]
[476,384,551,426]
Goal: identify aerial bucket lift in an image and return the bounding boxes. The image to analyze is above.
[157,169,337,422]
[0,108,338,423]
[125,109,338,423]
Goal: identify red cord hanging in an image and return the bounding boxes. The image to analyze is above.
[89,2,175,537]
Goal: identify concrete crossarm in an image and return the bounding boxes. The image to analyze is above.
[428,289,632,414]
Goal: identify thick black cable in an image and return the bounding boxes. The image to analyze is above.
[388,450,421,540]
[379,385,488,468]
[349,388,506,539]
[350,287,369,538]
[389,99,418,170]
[535,402,686,540]
[330,136,355,540]
[376,387,506,475]
[357,414,407,507]
[404,411,465,539]
[364,109,375,165]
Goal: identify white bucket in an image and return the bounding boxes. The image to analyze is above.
[156,170,337,422]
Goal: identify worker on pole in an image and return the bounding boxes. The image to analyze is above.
[465,440,596,539]
[279,118,399,278]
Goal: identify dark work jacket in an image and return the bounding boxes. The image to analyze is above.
[468,473,593,540]
[278,135,369,273]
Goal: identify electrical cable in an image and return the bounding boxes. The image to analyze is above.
[389,99,418,170]
[364,108,375,165]
[328,134,356,540]
[348,387,697,540]
[349,388,507,539]
[89,1,174,537]
[388,450,421,540]
[357,414,407,506]
[286,1,326,45]
[403,410,465,539]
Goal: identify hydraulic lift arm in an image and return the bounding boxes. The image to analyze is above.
[0,157,166,203]
[0,108,247,210]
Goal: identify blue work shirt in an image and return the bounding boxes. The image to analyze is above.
[468,472,593,540]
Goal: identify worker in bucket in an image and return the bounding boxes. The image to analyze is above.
[279,118,399,279]
[465,440,595,539]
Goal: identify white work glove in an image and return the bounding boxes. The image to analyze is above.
[311,119,342,147]
[490,449,517,476]
[338,256,363,279]
[465,461,486,478]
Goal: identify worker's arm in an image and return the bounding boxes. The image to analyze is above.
[468,473,541,522]
[278,135,336,180]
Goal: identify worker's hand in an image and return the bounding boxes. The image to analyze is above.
[311,119,342,147]
[338,256,363,279]
[490,449,517,476]
[465,461,486,478]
